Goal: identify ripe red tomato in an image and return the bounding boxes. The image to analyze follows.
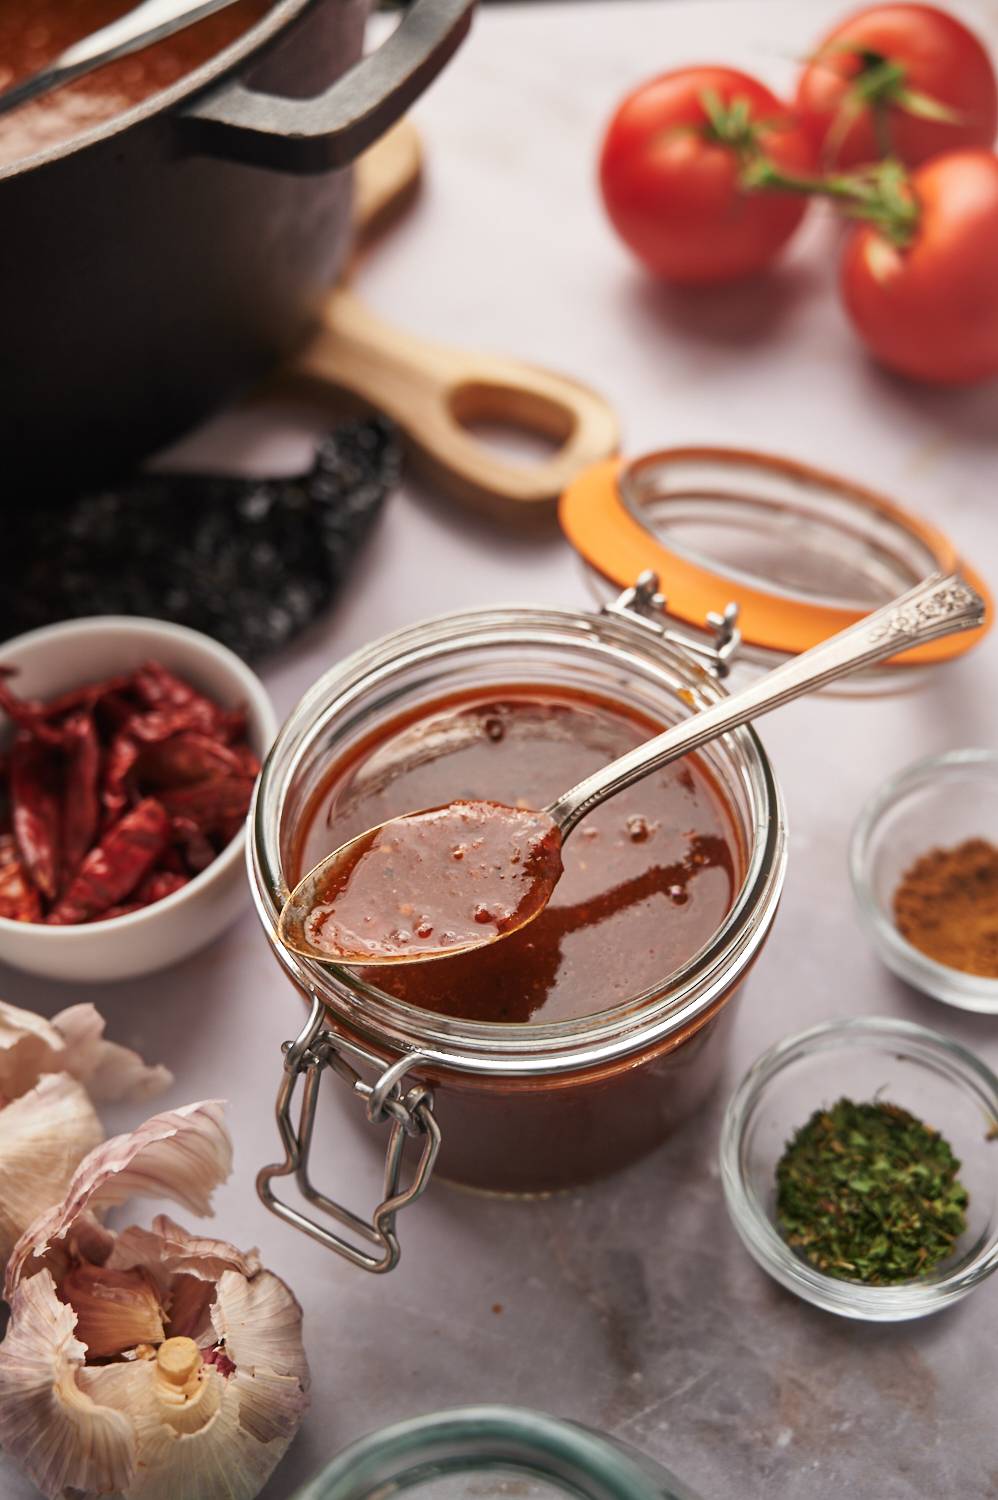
[599,67,816,285]
[796,4,997,168]
[840,149,998,383]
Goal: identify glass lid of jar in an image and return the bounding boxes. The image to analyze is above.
[559,448,992,670]
[290,1408,702,1500]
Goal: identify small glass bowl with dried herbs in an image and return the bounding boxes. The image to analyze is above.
[850,749,998,1014]
[720,1017,998,1320]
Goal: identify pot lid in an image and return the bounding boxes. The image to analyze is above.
[559,448,991,668]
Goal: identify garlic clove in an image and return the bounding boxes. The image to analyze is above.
[167,1273,220,1343]
[0,1075,103,1267]
[51,1003,173,1103]
[0,1096,309,1500]
[0,1269,136,1500]
[212,1265,311,1390]
[86,1337,224,1429]
[211,1268,310,1445]
[84,1343,297,1500]
[233,1361,312,1451]
[107,1216,265,1342]
[60,1262,167,1359]
[7,1099,232,1297]
[155,1335,205,1395]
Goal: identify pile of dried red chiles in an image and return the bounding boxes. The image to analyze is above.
[0,661,259,924]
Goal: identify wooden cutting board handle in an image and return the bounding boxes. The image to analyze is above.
[293,120,620,520]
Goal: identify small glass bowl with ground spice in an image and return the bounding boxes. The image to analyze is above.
[720,1017,998,1320]
[850,750,998,1013]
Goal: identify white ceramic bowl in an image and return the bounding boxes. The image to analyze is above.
[0,617,278,983]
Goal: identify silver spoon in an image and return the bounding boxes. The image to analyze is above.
[279,571,985,966]
[0,0,244,120]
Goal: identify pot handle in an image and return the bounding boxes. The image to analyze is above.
[179,0,474,173]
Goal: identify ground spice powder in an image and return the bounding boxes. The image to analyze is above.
[893,838,998,978]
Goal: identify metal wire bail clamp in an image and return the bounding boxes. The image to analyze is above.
[257,994,441,1272]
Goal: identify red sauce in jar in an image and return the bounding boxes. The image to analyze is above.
[293,686,741,1024]
[0,0,270,167]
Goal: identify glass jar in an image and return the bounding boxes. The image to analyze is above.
[249,581,786,1270]
[291,1406,702,1499]
[562,448,991,687]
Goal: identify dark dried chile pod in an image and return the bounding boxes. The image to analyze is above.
[230,743,262,778]
[157,775,256,839]
[171,814,218,873]
[135,870,190,904]
[49,797,171,924]
[10,733,62,902]
[36,673,135,721]
[0,833,42,922]
[0,672,67,749]
[61,710,100,889]
[101,732,141,829]
[130,663,241,738]
[134,732,246,790]
[127,702,241,746]
[1,419,401,661]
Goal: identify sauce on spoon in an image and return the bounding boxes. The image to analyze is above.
[286,688,738,1003]
[298,798,563,964]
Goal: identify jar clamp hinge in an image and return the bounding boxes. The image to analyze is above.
[257,994,441,1272]
[603,571,741,678]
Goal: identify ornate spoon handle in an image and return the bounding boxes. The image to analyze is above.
[551,573,985,837]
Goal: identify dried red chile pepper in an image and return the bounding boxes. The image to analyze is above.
[11,734,63,901]
[61,710,100,886]
[0,660,261,925]
[0,833,42,923]
[49,798,172,925]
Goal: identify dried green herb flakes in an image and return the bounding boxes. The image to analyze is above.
[775,1097,968,1285]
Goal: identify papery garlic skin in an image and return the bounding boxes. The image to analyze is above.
[83,1311,310,1500]
[0,1000,171,1104]
[0,1000,171,1268]
[48,1003,173,1103]
[0,1075,103,1265]
[7,1098,231,1297]
[0,1099,310,1500]
[0,1075,103,1250]
[109,1214,263,1344]
[0,1271,137,1499]
[61,1262,167,1359]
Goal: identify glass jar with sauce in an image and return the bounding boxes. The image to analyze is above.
[249,579,786,1270]
[291,1405,703,1499]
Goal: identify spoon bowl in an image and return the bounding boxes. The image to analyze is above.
[279,800,562,965]
[279,573,985,968]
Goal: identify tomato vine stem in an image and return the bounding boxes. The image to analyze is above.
[743,155,920,247]
[698,90,921,248]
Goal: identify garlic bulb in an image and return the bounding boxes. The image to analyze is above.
[0,1000,170,1265]
[0,1099,310,1500]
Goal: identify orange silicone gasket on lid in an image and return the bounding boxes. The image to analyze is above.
[559,450,991,667]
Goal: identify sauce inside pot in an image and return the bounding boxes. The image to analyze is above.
[293,686,741,1023]
[0,0,271,167]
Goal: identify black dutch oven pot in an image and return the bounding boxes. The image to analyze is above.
[0,0,474,494]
